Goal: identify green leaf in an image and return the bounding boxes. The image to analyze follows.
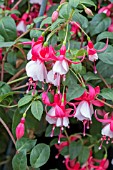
[18,95,33,107]
[78,146,90,164]
[69,0,80,9]
[69,140,83,160]
[89,14,111,36]
[59,3,71,19]
[67,84,85,101]
[4,63,16,75]
[96,31,113,41]
[80,0,96,9]
[96,61,113,78]
[33,16,46,24]
[31,101,43,121]
[0,92,13,102]
[95,43,113,65]
[99,88,113,101]
[40,17,52,28]
[83,72,100,81]
[0,41,15,48]
[71,63,82,73]
[12,151,27,170]
[30,143,50,168]
[16,137,37,152]
[60,146,69,156]
[51,18,65,30]
[0,16,17,41]
[73,12,88,28]
[30,30,42,40]
[0,82,11,95]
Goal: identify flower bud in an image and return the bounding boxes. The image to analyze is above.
[108,24,113,32]
[84,7,94,17]
[52,11,59,23]
[60,45,66,55]
[16,117,25,140]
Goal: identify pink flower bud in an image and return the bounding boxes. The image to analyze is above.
[60,45,66,55]
[52,11,59,23]
[84,7,94,16]
[16,117,25,140]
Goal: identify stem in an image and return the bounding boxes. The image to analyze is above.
[11,0,22,10]
[7,68,25,83]
[63,24,68,44]
[64,129,70,143]
[0,104,18,108]
[7,76,27,85]
[97,71,111,89]
[96,97,113,108]
[70,68,82,84]
[15,29,31,43]
[12,84,28,90]
[74,22,90,40]
[0,117,16,145]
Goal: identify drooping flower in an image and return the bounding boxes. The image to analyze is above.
[16,117,25,140]
[74,85,104,136]
[42,92,75,143]
[90,158,109,170]
[87,39,108,62]
[95,110,113,145]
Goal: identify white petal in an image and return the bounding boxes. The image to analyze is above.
[17,21,26,32]
[63,117,69,127]
[27,49,32,60]
[47,107,55,117]
[75,101,86,121]
[46,70,59,86]
[89,53,98,62]
[53,61,67,75]
[56,118,62,127]
[26,60,47,81]
[62,60,69,72]
[46,115,56,124]
[80,101,92,120]
[89,104,94,116]
[102,124,113,138]
[29,0,42,4]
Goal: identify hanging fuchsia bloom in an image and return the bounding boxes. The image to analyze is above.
[87,39,108,62]
[64,157,80,170]
[26,36,56,82]
[95,111,113,145]
[74,85,104,136]
[16,117,25,140]
[17,13,32,33]
[42,92,75,143]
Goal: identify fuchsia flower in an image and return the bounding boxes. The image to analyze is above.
[74,85,104,136]
[26,36,56,82]
[17,13,32,33]
[87,39,108,62]
[42,92,75,143]
[65,157,80,170]
[95,111,113,144]
[16,117,25,140]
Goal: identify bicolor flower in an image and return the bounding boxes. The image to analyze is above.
[95,111,113,145]
[42,92,75,143]
[74,85,104,135]
[87,39,108,62]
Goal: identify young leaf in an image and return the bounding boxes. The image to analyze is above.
[69,0,80,9]
[78,146,90,164]
[31,101,43,121]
